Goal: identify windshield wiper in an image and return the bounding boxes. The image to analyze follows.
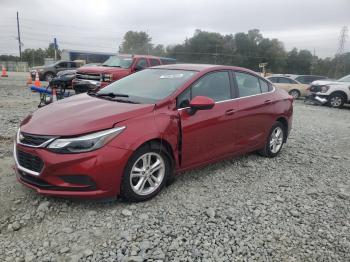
[95,92,129,98]
[102,64,120,67]
[112,98,140,104]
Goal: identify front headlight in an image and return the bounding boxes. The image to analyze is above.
[47,127,125,153]
[320,85,329,93]
[102,73,113,82]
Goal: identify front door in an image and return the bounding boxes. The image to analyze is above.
[177,71,239,168]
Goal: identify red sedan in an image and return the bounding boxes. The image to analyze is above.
[14,64,293,201]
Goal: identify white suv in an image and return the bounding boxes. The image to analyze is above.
[309,74,350,108]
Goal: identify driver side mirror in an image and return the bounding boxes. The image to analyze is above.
[187,96,215,115]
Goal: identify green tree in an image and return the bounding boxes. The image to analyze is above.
[119,31,152,54]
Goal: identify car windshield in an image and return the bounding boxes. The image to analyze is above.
[97,69,196,103]
[102,56,133,68]
[338,74,350,82]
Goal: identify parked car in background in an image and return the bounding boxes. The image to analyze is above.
[290,75,329,84]
[72,54,176,94]
[308,74,350,108]
[14,64,293,201]
[30,61,83,81]
[49,70,76,89]
[267,75,308,99]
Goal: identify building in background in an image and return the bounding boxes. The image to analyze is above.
[61,49,115,64]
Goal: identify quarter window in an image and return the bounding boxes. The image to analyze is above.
[259,79,269,93]
[235,72,261,97]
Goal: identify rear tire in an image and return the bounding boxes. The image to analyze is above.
[289,89,300,99]
[328,93,345,108]
[120,143,171,202]
[259,122,285,158]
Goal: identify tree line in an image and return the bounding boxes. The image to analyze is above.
[119,29,350,78]
[1,29,349,78]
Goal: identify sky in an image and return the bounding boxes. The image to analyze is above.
[0,0,349,58]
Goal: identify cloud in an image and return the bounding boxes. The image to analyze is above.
[0,0,349,57]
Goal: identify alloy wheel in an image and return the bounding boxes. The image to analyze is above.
[330,96,342,107]
[289,90,300,99]
[130,152,165,196]
[270,126,283,154]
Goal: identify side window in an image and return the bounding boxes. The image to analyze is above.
[268,77,278,83]
[191,71,231,102]
[235,72,261,97]
[69,62,77,68]
[278,77,293,84]
[259,79,269,93]
[57,62,67,68]
[135,58,148,69]
[177,88,191,108]
[149,59,160,66]
[296,76,306,84]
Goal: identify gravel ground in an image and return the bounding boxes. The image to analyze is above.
[0,85,350,262]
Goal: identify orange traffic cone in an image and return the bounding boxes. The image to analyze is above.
[26,74,33,85]
[34,70,41,87]
[1,65,8,77]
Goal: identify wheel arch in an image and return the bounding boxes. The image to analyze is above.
[330,90,348,101]
[276,116,288,142]
[132,138,176,169]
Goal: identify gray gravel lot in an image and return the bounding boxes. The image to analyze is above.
[0,84,350,261]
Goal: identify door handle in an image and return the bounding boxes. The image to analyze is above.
[225,109,236,115]
[264,99,272,104]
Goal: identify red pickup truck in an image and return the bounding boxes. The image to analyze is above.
[73,54,176,93]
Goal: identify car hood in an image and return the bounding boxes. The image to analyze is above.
[311,80,348,86]
[20,94,155,136]
[77,66,129,75]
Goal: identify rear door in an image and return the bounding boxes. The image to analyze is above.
[234,71,276,152]
[177,71,240,168]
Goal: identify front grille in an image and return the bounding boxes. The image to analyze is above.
[20,133,53,146]
[309,85,322,93]
[76,73,101,81]
[17,149,44,173]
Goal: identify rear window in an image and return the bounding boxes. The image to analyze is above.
[160,58,176,65]
[149,59,161,66]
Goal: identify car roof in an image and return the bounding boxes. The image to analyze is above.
[152,63,257,73]
[117,54,173,60]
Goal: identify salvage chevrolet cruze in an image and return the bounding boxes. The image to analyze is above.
[14,64,293,201]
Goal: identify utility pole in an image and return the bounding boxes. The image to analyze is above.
[335,26,348,78]
[16,11,22,60]
[311,48,316,74]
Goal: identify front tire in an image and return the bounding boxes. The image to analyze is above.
[259,122,285,158]
[328,93,345,108]
[120,144,170,202]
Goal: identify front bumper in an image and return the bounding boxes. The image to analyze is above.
[72,79,101,94]
[14,142,132,199]
[306,93,329,104]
